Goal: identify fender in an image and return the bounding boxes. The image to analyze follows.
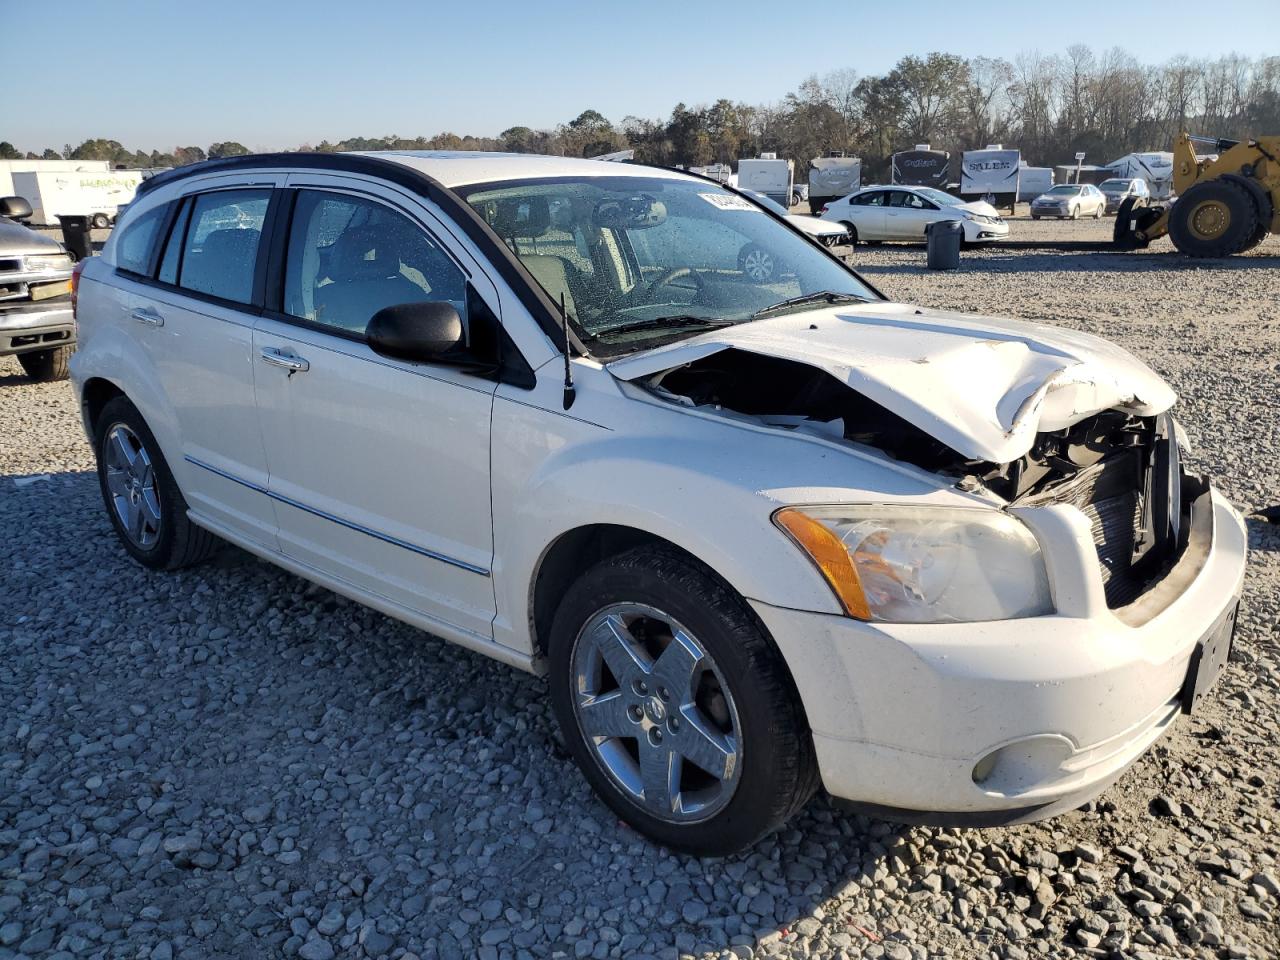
[70,276,186,479]
[487,366,974,655]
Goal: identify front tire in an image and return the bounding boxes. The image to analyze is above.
[548,546,817,855]
[90,213,110,229]
[95,396,218,570]
[17,344,73,382]
[737,243,776,282]
[1168,179,1261,258]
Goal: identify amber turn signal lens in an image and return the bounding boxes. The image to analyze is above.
[774,507,871,620]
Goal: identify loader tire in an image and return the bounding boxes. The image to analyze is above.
[1168,179,1260,258]
[1220,173,1273,252]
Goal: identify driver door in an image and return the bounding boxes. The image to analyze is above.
[251,178,500,639]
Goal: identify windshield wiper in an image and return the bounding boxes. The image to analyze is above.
[598,315,735,337]
[751,291,868,319]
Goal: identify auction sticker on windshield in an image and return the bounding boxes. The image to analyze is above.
[699,192,760,211]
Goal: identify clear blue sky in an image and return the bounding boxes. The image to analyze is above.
[7,0,1274,154]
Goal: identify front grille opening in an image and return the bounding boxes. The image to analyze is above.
[1032,414,1185,609]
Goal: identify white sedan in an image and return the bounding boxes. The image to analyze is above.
[1031,183,1107,219]
[820,185,1009,245]
[742,190,848,247]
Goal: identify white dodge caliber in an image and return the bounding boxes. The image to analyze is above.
[70,152,1246,855]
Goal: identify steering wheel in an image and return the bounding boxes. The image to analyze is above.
[646,266,705,297]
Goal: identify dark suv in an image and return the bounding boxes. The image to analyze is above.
[0,196,76,380]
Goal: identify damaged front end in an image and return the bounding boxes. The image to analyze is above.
[637,348,1194,610]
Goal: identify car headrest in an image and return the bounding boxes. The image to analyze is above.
[489,197,550,239]
[331,226,399,279]
[201,229,256,264]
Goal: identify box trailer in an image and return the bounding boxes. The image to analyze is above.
[737,156,793,208]
[891,146,950,189]
[12,169,144,227]
[807,155,861,214]
[960,146,1021,212]
[1016,166,1054,201]
[0,159,111,200]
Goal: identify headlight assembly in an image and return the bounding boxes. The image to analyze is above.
[774,505,1053,623]
[23,253,73,273]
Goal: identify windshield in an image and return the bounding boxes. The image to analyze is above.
[1045,185,1080,195]
[1099,180,1129,192]
[913,187,965,207]
[460,175,876,357]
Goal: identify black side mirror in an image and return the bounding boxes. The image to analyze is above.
[0,196,33,221]
[366,301,466,364]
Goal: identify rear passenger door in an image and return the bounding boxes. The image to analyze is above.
[121,177,285,549]
[251,176,500,640]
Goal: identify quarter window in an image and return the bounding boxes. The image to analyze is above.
[115,205,167,275]
[283,190,466,336]
[178,189,270,304]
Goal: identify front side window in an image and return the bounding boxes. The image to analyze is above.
[115,204,167,275]
[178,189,270,304]
[283,190,466,336]
[890,191,930,210]
[461,175,876,357]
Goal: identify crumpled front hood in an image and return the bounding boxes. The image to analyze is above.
[607,302,1176,463]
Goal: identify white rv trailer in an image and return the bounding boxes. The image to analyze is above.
[737,155,794,208]
[1105,152,1175,199]
[807,156,861,214]
[960,145,1021,211]
[12,169,144,227]
[1016,166,1054,201]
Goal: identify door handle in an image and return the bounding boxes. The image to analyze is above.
[131,307,164,327]
[260,346,310,373]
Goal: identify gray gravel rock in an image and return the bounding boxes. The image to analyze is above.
[2,227,1279,958]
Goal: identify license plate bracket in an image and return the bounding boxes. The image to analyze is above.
[1180,600,1239,715]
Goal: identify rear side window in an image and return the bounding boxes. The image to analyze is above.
[853,192,886,207]
[115,205,168,275]
[178,190,270,304]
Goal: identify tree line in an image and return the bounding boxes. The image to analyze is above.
[4,47,1277,181]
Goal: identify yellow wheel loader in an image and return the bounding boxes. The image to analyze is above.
[1114,132,1279,256]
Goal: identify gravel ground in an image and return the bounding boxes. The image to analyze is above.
[2,222,1279,960]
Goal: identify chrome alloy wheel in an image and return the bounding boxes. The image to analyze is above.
[104,424,161,549]
[571,603,742,823]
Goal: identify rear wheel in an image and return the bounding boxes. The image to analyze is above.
[1093,204,1102,219]
[90,213,110,229]
[841,222,858,246]
[1168,179,1260,258]
[548,546,817,855]
[17,344,73,382]
[94,396,218,570]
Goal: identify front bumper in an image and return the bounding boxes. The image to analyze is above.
[0,297,75,356]
[961,220,1009,242]
[753,488,1247,825]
